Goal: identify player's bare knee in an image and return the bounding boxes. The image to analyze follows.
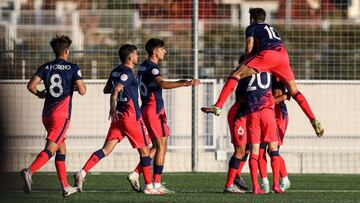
[138,147,150,157]
[268,142,279,152]
[234,146,246,158]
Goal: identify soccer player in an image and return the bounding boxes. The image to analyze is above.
[21,35,86,197]
[258,77,291,193]
[224,81,248,193]
[201,7,324,137]
[235,70,285,194]
[74,44,160,195]
[127,38,200,193]
[225,54,251,192]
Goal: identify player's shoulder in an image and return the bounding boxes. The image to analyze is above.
[142,59,158,69]
[246,23,259,30]
[118,65,134,77]
[40,60,55,69]
[110,65,123,77]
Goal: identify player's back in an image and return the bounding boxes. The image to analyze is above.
[137,59,164,114]
[246,23,283,51]
[36,58,82,119]
[235,72,274,114]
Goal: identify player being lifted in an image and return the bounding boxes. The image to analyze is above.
[21,35,86,197]
[201,7,324,137]
[127,38,200,193]
[74,44,161,195]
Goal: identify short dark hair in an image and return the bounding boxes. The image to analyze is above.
[119,44,137,64]
[249,8,266,22]
[50,35,72,57]
[145,38,165,56]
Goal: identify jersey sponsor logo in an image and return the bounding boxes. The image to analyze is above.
[120,74,128,81]
[49,64,71,71]
[77,70,82,77]
[151,68,160,75]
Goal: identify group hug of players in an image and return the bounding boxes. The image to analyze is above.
[20,7,324,197]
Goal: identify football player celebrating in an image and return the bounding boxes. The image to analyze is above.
[21,35,86,197]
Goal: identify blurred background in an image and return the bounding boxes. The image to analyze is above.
[0,0,359,174]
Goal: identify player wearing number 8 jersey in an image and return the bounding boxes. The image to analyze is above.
[127,38,200,194]
[21,35,86,197]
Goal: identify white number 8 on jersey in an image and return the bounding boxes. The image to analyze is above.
[49,74,63,97]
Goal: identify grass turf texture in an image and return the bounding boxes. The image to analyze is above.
[1,172,359,203]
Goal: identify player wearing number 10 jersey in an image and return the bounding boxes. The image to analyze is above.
[21,35,86,197]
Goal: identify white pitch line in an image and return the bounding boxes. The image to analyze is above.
[5,189,360,193]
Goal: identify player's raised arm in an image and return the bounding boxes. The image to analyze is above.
[154,76,200,89]
[27,75,46,99]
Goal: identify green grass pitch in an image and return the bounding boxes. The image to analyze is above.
[1,172,359,203]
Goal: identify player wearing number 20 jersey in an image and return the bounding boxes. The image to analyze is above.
[225,71,276,193]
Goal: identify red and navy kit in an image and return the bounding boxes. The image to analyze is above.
[272,77,289,145]
[105,65,150,148]
[245,22,283,52]
[137,60,170,139]
[232,72,278,144]
[227,101,247,146]
[243,23,295,81]
[105,65,141,120]
[35,58,82,144]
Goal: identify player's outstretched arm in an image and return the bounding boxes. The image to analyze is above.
[155,76,201,89]
[27,75,46,99]
[75,80,86,95]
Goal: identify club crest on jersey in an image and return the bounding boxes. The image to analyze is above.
[77,70,82,77]
[151,68,160,75]
[120,74,128,81]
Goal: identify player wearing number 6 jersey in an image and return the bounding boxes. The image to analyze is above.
[127,38,200,194]
[21,35,86,197]
[201,7,324,138]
